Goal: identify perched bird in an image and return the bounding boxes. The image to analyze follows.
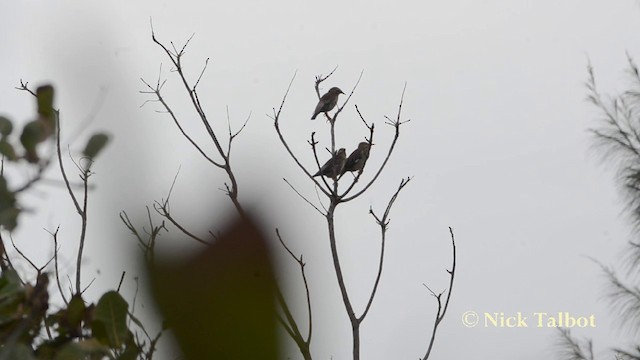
[342,142,372,175]
[313,148,347,179]
[311,87,344,120]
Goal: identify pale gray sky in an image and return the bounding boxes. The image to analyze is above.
[1,1,639,359]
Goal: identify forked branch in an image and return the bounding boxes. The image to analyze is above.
[422,227,457,360]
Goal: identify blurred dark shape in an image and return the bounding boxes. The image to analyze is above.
[0,116,14,139]
[149,213,278,360]
[313,148,346,180]
[35,85,55,119]
[20,119,50,163]
[82,133,110,160]
[91,291,129,348]
[311,87,343,120]
[20,84,56,163]
[0,176,19,230]
[342,142,372,175]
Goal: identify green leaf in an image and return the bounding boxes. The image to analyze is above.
[20,119,50,163]
[0,207,20,231]
[0,116,14,137]
[0,176,16,209]
[0,177,18,231]
[36,85,55,118]
[0,141,18,161]
[82,133,110,159]
[63,294,86,335]
[91,290,129,348]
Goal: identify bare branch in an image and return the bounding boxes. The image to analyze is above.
[342,83,409,202]
[140,69,222,168]
[360,178,412,321]
[193,57,210,90]
[120,207,167,263]
[10,235,39,273]
[45,226,68,305]
[275,229,313,360]
[56,111,82,213]
[283,178,326,216]
[422,227,457,360]
[272,73,331,197]
[117,271,126,293]
[147,24,245,215]
[15,80,36,96]
[153,201,211,245]
[314,66,339,98]
[151,168,211,245]
[332,70,363,123]
[74,164,90,295]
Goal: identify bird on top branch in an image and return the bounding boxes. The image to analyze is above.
[311,87,344,120]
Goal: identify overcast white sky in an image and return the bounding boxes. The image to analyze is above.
[2,1,640,359]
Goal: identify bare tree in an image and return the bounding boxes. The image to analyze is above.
[270,69,457,360]
[132,25,458,360]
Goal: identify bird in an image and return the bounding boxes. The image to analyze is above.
[311,87,344,120]
[313,148,347,179]
[342,142,372,175]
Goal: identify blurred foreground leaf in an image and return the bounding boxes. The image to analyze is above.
[0,141,17,161]
[91,291,129,348]
[36,85,55,119]
[0,116,13,138]
[20,119,51,163]
[0,177,18,231]
[82,133,110,160]
[149,214,278,360]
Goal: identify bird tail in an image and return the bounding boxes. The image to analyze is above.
[310,113,317,120]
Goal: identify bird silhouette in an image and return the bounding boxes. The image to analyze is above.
[311,87,344,120]
[313,148,347,179]
[342,142,372,175]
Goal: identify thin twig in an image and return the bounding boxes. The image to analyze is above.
[45,226,68,305]
[140,75,222,168]
[283,178,326,216]
[331,70,363,123]
[422,227,457,360]
[342,83,409,202]
[74,163,90,295]
[314,66,339,98]
[360,178,411,321]
[275,228,313,360]
[117,271,126,292]
[152,168,211,245]
[271,72,331,197]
